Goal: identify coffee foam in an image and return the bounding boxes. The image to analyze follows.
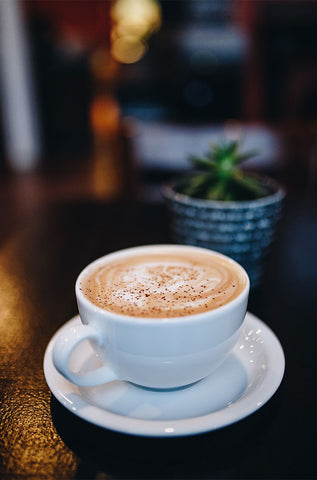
[80,252,246,318]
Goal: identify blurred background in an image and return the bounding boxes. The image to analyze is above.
[0,0,317,230]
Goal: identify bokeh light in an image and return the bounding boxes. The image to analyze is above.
[110,0,161,64]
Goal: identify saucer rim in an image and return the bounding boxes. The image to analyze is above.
[43,312,285,437]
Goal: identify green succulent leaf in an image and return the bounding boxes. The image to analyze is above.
[235,150,259,165]
[178,138,268,201]
[225,139,239,156]
[231,173,268,198]
[180,173,215,197]
[189,155,216,170]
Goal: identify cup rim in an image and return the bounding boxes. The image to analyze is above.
[75,244,250,325]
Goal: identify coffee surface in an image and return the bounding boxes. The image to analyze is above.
[80,251,246,318]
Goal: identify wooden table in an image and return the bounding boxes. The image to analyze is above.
[0,176,316,479]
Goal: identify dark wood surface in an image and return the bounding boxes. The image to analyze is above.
[0,178,316,479]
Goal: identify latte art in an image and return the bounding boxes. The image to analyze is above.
[81,251,246,318]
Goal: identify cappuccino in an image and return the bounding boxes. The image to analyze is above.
[80,249,246,318]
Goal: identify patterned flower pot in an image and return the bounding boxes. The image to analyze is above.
[163,176,285,288]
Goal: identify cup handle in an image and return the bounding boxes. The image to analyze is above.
[52,323,119,387]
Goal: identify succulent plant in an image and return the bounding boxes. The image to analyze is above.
[178,140,269,201]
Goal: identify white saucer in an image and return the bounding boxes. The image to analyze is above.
[44,312,285,437]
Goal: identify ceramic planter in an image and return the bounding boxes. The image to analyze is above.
[163,176,285,288]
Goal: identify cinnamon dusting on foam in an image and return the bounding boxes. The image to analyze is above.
[81,252,246,318]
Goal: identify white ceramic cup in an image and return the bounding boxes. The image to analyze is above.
[52,245,250,389]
